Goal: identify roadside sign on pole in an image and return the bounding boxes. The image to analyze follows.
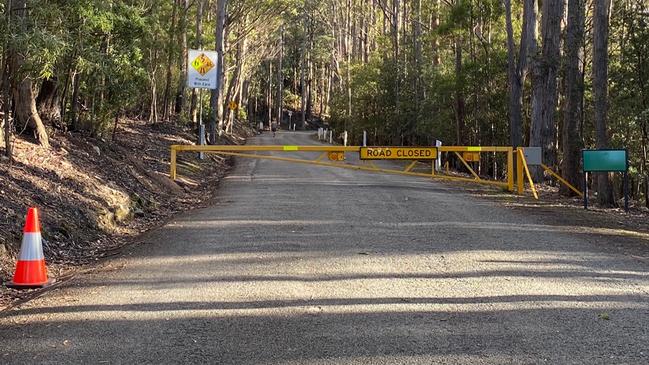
[582,149,629,212]
[188,49,218,89]
[360,147,438,160]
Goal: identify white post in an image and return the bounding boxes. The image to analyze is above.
[435,140,443,171]
[199,125,206,160]
[363,130,367,147]
[329,130,333,144]
[199,88,205,160]
[343,131,348,146]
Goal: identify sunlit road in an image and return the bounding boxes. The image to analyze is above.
[1,131,648,364]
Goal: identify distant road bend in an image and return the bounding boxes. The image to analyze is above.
[1,131,648,364]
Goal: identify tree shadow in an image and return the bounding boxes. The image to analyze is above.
[0,306,647,364]
[3,294,647,317]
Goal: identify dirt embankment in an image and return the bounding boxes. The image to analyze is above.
[0,120,253,308]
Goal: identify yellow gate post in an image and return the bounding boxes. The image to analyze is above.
[507,147,514,192]
[170,146,177,180]
[516,149,524,194]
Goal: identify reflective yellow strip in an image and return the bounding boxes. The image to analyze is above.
[283,146,299,151]
[467,147,482,152]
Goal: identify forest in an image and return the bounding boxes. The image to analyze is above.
[0,0,648,207]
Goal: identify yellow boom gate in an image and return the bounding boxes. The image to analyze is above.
[170,144,518,192]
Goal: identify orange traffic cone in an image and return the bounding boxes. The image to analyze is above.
[5,208,54,289]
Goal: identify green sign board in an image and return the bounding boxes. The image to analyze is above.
[582,149,629,212]
[582,149,628,172]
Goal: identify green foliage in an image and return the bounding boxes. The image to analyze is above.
[5,0,648,201]
[607,0,649,198]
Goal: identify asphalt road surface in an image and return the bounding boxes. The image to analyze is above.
[1,131,648,364]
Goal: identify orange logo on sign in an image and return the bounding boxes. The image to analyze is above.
[191,53,215,76]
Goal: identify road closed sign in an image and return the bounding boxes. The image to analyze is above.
[360,147,438,160]
[188,49,218,89]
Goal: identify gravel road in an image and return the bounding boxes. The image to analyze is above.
[1,131,648,364]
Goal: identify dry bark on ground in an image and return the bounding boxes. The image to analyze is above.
[0,119,252,308]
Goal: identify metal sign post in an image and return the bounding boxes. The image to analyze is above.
[582,149,629,212]
[199,89,204,160]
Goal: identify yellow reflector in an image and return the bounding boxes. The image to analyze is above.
[283,146,299,151]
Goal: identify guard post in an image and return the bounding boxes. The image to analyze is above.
[582,149,629,212]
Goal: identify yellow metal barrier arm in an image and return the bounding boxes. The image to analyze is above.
[170,144,516,191]
[453,152,481,180]
[314,152,328,162]
[404,160,418,173]
[172,145,362,153]
[541,164,583,197]
[518,149,539,200]
[200,151,508,187]
[516,149,524,194]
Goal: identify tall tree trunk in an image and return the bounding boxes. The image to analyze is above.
[11,0,48,148]
[505,0,536,148]
[175,0,189,116]
[277,27,284,126]
[210,0,227,142]
[70,71,81,130]
[225,20,246,134]
[13,79,49,148]
[561,0,585,196]
[268,61,273,127]
[505,0,520,147]
[530,0,563,179]
[149,72,158,123]
[190,0,204,126]
[593,0,614,206]
[162,0,178,122]
[148,48,160,124]
[431,0,441,66]
[319,65,325,115]
[2,0,11,158]
[454,38,465,145]
[413,0,422,143]
[300,12,307,128]
[36,78,61,126]
[393,0,400,117]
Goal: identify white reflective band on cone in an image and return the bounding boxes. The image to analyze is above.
[18,232,45,261]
